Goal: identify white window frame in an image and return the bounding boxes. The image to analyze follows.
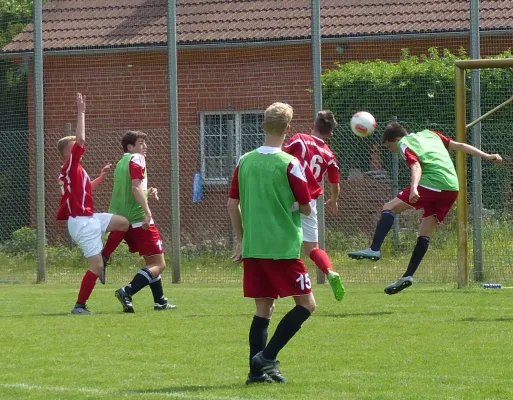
[199,111,264,185]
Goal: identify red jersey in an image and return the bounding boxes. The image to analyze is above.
[56,143,95,220]
[283,133,340,197]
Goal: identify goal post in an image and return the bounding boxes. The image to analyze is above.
[455,58,513,288]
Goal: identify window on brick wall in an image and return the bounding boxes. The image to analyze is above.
[200,111,264,184]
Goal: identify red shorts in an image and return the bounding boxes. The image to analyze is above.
[397,186,458,222]
[243,258,312,299]
[124,225,164,257]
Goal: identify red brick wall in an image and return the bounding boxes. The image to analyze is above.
[26,35,513,244]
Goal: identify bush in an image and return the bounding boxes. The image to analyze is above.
[322,47,513,212]
[0,226,37,256]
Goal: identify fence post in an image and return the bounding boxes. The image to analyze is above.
[226,119,235,249]
[167,0,181,283]
[34,0,46,283]
[311,0,325,284]
[470,0,484,281]
[390,117,401,250]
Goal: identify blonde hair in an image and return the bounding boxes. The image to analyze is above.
[264,102,293,135]
[57,135,76,156]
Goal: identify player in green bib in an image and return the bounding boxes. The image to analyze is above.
[349,122,502,294]
[227,103,318,384]
[102,131,176,312]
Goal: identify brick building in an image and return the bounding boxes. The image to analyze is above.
[2,0,513,245]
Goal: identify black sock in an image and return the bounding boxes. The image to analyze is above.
[150,275,166,304]
[125,268,153,296]
[249,316,270,369]
[370,210,395,251]
[262,305,311,361]
[403,236,430,277]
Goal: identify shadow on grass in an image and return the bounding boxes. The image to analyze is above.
[461,317,513,322]
[318,311,393,318]
[4,311,124,318]
[126,385,237,395]
[183,314,249,318]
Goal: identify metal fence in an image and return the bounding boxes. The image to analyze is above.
[1,0,513,285]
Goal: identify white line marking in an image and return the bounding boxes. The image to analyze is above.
[0,383,252,400]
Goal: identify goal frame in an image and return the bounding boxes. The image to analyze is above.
[454,58,513,288]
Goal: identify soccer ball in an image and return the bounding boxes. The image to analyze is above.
[350,111,377,137]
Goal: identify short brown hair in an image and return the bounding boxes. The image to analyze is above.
[122,130,147,152]
[314,110,337,135]
[264,102,293,135]
[383,122,407,143]
[57,135,76,156]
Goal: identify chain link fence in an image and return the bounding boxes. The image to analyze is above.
[1,1,513,285]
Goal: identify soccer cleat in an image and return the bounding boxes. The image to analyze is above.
[154,298,177,311]
[348,248,381,261]
[245,372,272,385]
[115,288,135,313]
[328,270,345,301]
[71,304,93,315]
[251,352,287,383]
[99,253,109,285]
[384,276,413,295]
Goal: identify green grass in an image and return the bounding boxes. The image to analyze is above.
[1,283,513,399]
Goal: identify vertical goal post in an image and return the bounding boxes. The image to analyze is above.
[455,58,513,288]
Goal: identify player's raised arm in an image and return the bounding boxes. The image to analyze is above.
[448,141,502,164]
[75,93,86,146]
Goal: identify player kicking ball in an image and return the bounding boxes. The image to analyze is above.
[103,131,176,312]
[348,122,502,294]
[228,102,316,384]
[284,110,345,301]
[57,93,129,314]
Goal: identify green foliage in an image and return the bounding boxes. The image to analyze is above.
[322,47,513,211]
[0,227,37,256]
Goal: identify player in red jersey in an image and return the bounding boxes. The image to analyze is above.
[283,110,344,301]
[57,93,129,314]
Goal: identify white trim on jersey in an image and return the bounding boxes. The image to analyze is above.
[284,138,307,159]
[289,158,307,182]
[327,159,339,170]
[64,153,73,214]
[81,170,89,213]
[400,143,408,160]
[256,146,282,155]
[130,153,146,168]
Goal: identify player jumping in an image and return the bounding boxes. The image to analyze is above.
[102,131,176,312]
[348,122,502,294]
[283,110,344,301]
[228,102,317,384]
[57,93,129,314]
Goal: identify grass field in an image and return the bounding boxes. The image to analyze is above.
[2,283,513,400]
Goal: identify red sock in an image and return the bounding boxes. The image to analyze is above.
[310,248,333,275]
[103,230,126,258]
[77,270,98,305]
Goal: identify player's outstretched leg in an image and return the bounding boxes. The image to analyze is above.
[100,226,128,284]
[349,198,412,261]
[384,216,436,295]
[348,210,394,261]
[306,244,344,302]
[251,295,316,383]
